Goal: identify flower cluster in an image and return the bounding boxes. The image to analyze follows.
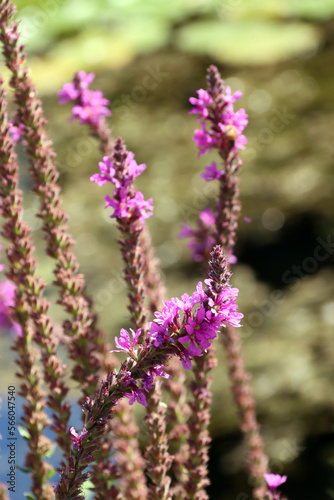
[58,70,111,126]
[190,80,248,157]
[91,146,153,224]
[150,279,242,367]
[110,277,243,406]
[110,326,170,406]
[180,66,247,263]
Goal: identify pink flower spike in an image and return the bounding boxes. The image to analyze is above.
[264,473,287,492]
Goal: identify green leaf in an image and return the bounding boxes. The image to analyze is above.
[17,424,30,440]
[47,467,56,480]
[82,479,95,499]
[16,465,31,474]
[45,443,56,458]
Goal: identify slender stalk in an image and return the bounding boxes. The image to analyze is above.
[182,347,216,500]
[60,70,150,499]
[189,65,271,499]
[0,75,73,496]
[208,66,269,499]
[165,358,191,498]
[144,380,173,500]
[92,137,171,498]
[0,6,126,497]
[0,0,112,401]
[0,75,71,456]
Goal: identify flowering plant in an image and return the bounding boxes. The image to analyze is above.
[0,1,290,499]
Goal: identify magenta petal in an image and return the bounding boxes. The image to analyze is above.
[264,473,287,492]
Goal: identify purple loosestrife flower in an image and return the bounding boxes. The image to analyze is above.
[8,121,24,142]
[71,89,111,126]
[69,426,88,451]
[189,89,212,119]
[90,155,115,186]
[190,83,248,157]
[91,149,153,226]
[193,124,217,156]
[182,67,248,265]
[264,473,287,493]
[0,247,21,336]
[201,160,224,182]
[188,69,271,500]
[108,261,242,407]
[148,279,243,370]
[58,71,111,126]
[111,328,141,357]
[110,333,172,408]
[58,70,94,103]
[0,280,21,336]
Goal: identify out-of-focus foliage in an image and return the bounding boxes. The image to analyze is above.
[11,0,333,92]
[176,21,320,65]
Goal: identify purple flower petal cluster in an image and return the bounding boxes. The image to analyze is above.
[58,70,111,126]
[69,426,88,451]
[8,121,24,143]
[201,161,224,182]
[181,67,247,264]
[110,270,242,407]
[118,364,171,408]
[0,279,21,336]
[0,246,21,336]
[264,473,287,498]
[148,279,243,370]
[91,152,153,224]
[111,328,141,355]
[190,83,248,157]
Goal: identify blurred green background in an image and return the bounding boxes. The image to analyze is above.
[1,0,334,498]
